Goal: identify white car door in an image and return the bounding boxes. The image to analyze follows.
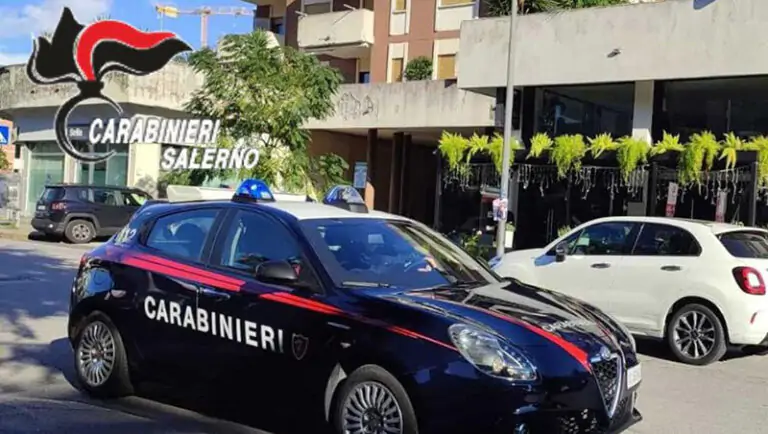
[611,223,700,336]
[534,221,641,311]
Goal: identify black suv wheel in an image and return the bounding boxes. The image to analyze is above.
[65,219,96,244]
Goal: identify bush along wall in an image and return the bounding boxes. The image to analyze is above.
[438,130,768,188]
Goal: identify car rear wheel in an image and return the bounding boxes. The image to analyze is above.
[65,219,95,244]
[332,365,418,434]
[73,312,134,398]
[666,303,727,365]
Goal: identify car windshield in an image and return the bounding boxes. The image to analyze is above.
[718,230,768,259]
[300,218,500,290]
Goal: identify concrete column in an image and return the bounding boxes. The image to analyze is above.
[63,155,77,183]
[128,143,161,197]
[365,129,378,209]
[389,132,403,213]
[632,80,655,143]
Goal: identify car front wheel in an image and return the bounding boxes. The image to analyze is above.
[73,312,134,398]
[332,365,419,434]
[666,303,727,365]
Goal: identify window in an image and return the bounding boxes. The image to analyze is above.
[123,191,150,206]
[358,71,370,83]
[546,229,581,256]
[218,210,305,277]
[569,222,639,256]
[146,209,219,262]
[304,2,331,15]
[300,218,499,290]
[270,17,284,35]
[92,188,119,206]
[631,224,700,256]
[393,0,406,12]
[436,54,456,79]
[719,231,768,259]
[440,0,473,6]
[39,187,64,203]
[390,58,404,82]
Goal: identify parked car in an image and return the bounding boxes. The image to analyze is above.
[491,216,768,365]
[68,180,642,434]
[32,184,152,244]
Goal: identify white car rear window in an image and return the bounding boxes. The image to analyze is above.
[718,231,768,259]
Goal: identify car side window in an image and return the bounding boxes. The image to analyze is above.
[570,222,638,256]
[218,210,310,281]
[93,188,119,206]
[632,223,701,256]
[145,209,219,262]
[546,230,582,255]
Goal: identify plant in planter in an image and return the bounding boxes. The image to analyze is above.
[587,133,618,158]
[438,131,470,176]
[747,136,768,186]
[550,134,587,178]
[557,225,572,237]
[650,132,685,157]
[719,132,747,170]
[488,133,522,173]
[527,132,553,158]
[404,56,433,81]
[466,133,491,166]
[678,131,719,185]
[616,136,650,181]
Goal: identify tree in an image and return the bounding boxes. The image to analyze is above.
[485,0,627,15]
[180,30,347,195]
[404,57,433,81]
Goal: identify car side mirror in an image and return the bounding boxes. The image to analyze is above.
[555,243,568,263]
[255,260,299,285]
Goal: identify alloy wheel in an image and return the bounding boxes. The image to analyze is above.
[76,321,116,387]
[72,223,91,241]
[673,310,716,360]
[341,381,403,434]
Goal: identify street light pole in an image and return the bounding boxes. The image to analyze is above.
[495,2,518,257]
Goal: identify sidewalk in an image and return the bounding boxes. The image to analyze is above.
[0,224,101,249]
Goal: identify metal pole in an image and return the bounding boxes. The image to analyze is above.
[495,3,518,257]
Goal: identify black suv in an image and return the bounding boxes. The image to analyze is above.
[32,184,152,244]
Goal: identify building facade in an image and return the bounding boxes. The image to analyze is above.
[246,0,499,223]
[0,62,202,215]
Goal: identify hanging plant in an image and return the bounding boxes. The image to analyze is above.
[678,131,720,185]
[650,131,685,156]
[587,133,618,158]
[438,131,469,175]
[747,136,768,186]
[719,132,745,170]
[466,133,490,166]
[527,132,553,158]
[488,133,522,173]
[557,225,572,237]
[550,134,587,178]
[615,136,650,181]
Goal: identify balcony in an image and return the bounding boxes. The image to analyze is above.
[297,8,374,59]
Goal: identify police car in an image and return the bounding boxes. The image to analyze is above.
[68,180,642,434]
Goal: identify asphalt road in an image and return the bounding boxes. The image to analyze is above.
[0,239,767,433]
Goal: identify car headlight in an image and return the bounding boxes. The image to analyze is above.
[448,323,537,382]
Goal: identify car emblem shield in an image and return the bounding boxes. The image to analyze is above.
[292,334,309,360]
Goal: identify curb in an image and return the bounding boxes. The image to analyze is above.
[0,231,102,249]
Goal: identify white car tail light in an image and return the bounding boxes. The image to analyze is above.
[732,266,766,295]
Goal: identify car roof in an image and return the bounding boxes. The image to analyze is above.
[147,199,412,222]
[583,215,767,235]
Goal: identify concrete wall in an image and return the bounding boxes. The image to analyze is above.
[305,80,495,130]
[458,0,768,89]
[0,62,202,112]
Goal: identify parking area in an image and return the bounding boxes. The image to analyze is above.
[0,238,766,433]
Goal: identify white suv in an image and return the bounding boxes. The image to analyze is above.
[492,216,768,365]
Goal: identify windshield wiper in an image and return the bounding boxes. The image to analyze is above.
[341,281,392,288]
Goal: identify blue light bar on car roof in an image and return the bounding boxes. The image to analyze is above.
[323,185,368,213]
[232,179,275,203]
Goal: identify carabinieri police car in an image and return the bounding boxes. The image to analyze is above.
[68,180,642,434]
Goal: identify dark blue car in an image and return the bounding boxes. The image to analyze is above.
[68,181,642,434]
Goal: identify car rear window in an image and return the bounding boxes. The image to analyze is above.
[40,187,64,203]
[718,231,768,259]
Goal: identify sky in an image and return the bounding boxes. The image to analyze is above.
[0,0,256,66]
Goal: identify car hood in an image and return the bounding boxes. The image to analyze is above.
[379,280,631,368]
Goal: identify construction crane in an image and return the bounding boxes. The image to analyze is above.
[155,4,253,48]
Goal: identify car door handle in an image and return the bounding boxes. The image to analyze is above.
[197,286,230,301]
[661,265,682,271]
[591,263,611,269]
